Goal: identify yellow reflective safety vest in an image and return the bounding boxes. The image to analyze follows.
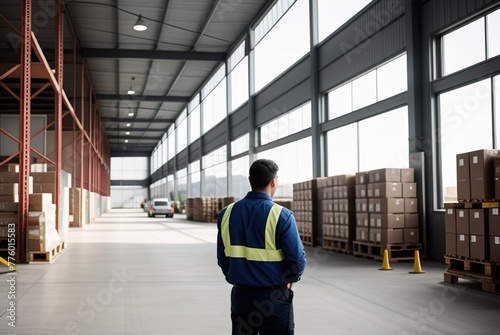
[220,203,284,262]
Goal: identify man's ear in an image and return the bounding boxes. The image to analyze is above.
[270,177,276,188]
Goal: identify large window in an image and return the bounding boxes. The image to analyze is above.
[230,156,250,198]
[188,160,201,198]
[326,107,409,175]
[256,137,312,198]
[177,110,187,153]
[229,42,249,112]
[438,78,494,204]
[358,106,409,170]
[176,168,187,205]
[203,146,227,197]
[254,0,310,92]
[317,0,372,43]
[328,54,407,119]
[111,157,148,180]
[231,134,249,157]
[260,103,311,145]
[441,8,500,76]
[202,66,227,133]
[189,104,200,144]
[327,124,358,176]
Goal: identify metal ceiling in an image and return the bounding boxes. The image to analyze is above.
[0,0,271,156]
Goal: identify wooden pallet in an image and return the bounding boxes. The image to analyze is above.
[353,241,421,262]
[29,241,66,263]
[445,256,500,277]
[444,269,500,294]
[322,237,352,254]
[300,234,313,247]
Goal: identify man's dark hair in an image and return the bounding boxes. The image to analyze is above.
[249,159,279,190]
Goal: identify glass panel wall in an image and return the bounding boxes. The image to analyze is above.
[188,160,201,198]
[230,156,250,198]
[260,103,311,145]
[441,8,499,76]
[438,79,493,203]
[231,134,249,157]
[256,137,312,198]
[254,0,309,92]
[327,124,358,176]
[328,54,407,119]
[317,0,372,43]
[203,146,227,197]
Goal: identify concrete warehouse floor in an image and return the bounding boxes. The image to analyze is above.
[1,208,500,334]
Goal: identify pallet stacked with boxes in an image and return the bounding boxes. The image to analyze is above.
[353,168,421,261]
[444,149,500,294]
[0,165,63,263]
[322,175,355,253]
[292,178,327,247]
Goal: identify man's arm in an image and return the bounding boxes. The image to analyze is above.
[279,211,306,282]
[216,209,230,277]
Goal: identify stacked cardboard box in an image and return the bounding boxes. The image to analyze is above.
[355,168,419,245]
[457,149,499,201]
[322,175,355,251]
[69,187,84,227]
[192,197,218,222]
[292,178,328,247]
[28,194,61,252]
[185,198,194,220]
[447,149,500,260]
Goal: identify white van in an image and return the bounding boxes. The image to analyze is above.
[147,198,174,218]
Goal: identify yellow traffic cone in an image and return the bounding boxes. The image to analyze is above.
[409,250,425,274]
[379,249,392,271]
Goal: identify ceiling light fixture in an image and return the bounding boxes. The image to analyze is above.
[133,15,147,31]
[128,112,134,116]
[125,131,130,135]
[125,139,129,143]
[126,123,131,127]
[127,77,135,95]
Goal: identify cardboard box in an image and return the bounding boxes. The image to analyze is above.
[356,227,369,241]
[355,198,368,212]
[369,228,403,244]
[367,182,402,198]
[30,172,57,183]
[369,198,405,213]
[0,212,18,225]
[401,168,414,182]
[0,195,19,203]
[322,199,333,212]
[404,198,418,213]
[457,180,471,201]
[496,178,500,200]
[456,152,470,180]
[369,213,405,229]
[336,174,355,186]
[355,172,368,185]
[470,235,488,260]
[0,172,21,183]
[0,202,18,212]
[402,183,417,198]
[469,208,488,235]
[405,213,419,228]
[446,233,457,256]
[29,193,53,211]
[0,183,18,196]
[456,234,469,258]
[322,212,334,224]
[444,208,456,233]
[469,149,500,180]
[356,213,369,227]
[355,184,367,198]
[470,178,495,200]
[369,168,401,183]
[489,208,500,236]
[456,209,469,234]
[490,236,500,261]
[404,228,419,243]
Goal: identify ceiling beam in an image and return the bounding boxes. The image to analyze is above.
[82,48,226,61]
[102,118,175,123]
[96,94,189,103]
[106,127,167,132]
[108,136,160,140]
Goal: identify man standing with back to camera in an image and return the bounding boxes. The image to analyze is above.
[217,159,306,335]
